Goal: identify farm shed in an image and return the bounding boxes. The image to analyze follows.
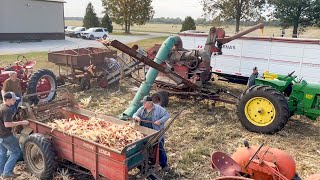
[0,0,65,41]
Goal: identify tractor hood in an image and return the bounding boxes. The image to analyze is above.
[255,78,288,92]
[292,80,320,92]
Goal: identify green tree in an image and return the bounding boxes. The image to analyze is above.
[101,9,113,33]
[269,0,320,38]
[102,0,154,33]
[181,16,196,32]
[201,0,266,32]
[83,2,100,29]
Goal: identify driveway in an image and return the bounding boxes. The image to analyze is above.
[0,32,169,55]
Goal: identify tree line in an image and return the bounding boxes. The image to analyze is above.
[202,0,320,38]
[80,0,320,38]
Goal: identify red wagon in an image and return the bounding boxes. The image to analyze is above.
[15,91,162,180]
[48,47,141,90]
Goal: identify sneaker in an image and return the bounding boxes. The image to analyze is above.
[162,166,170,172]
[2,173,20,179]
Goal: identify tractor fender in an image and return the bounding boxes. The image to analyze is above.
[18,127,34,145]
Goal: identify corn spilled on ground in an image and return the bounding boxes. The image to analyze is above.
[47,117,145,151]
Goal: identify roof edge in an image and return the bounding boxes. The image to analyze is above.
[30,0,66,3]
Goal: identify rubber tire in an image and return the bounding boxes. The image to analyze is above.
[76,33,81,38]
[80,77,91,90]
[23,133,57,180]
[90,35,95,40]
[151,91,169,107]
[102,34,107,39]
[27,69,57,105]
[292,173,302,180]
[237,85,290,134]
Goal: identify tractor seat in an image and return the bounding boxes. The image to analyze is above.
[211,152,242,176]
[24,61,36,69]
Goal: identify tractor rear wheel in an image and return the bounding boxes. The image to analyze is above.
[23,134,57,180]
[27,69,57,105]
[151,91,169,107]
[237,85,289,134]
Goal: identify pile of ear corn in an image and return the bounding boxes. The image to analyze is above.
[48,117,144,151]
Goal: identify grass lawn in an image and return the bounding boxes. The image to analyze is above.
[0,37,167,71]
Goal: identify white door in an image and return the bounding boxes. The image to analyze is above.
[95,29,104,38]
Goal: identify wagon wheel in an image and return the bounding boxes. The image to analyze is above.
[80,77,91,90]
[23,133,57,180]
[151,91,169,107]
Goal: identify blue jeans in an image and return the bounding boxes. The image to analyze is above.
[159,139,168,168]
[0,135,22,176]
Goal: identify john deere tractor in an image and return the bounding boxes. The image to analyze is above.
[237,71,320,134]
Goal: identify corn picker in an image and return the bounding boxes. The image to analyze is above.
[237,71,320,134]
[100,23,264,118]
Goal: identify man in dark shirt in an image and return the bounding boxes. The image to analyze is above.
[247,67,262,88]
[1,72,22,113]
[0,92,29,179]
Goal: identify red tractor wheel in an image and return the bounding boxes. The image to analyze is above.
[27,69,57,105]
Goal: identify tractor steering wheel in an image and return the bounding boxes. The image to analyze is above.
[284,71,295,79]
[17,55,28,65]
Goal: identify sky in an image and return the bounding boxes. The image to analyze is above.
[63,0,204,19]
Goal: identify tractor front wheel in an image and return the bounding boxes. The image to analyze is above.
[237,85,289,134]
[23,134,57,180]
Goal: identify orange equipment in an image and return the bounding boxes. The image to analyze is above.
[211,140,297,180]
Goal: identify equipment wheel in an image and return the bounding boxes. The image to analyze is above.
[237,85,289,134]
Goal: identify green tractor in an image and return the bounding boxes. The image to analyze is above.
[237,71,320,134]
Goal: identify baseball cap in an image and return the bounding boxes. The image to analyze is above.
[253,67,258,70]
[140,96,153,103]
[3,92,20,100]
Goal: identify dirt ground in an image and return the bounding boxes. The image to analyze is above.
[8,76,320,180]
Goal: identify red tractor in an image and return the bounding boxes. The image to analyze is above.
[0,55,57,104]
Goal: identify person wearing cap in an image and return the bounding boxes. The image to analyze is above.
[0,92,29,179]
[132,96,170,171]
[1,72,22,112]
[247,67,262,88]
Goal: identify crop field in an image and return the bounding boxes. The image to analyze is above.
[65,20,320,39]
